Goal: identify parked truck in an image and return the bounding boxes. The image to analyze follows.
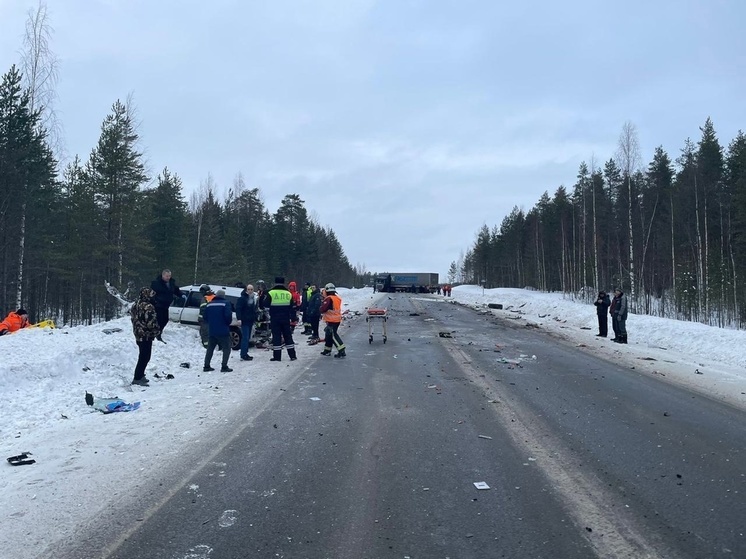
[375,272,439,293]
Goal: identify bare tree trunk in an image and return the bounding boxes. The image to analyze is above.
[616,122,640,310]
[15,204,26,309]
[694,173,704,321]
[670,191,676,319]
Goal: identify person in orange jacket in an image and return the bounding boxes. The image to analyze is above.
[288,281,302,331]
[0,308,30,336]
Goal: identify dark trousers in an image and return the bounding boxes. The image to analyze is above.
[597,313,608,337]
[271,319,296,359]
[205,334,231,368]
[155,306,169,331]
[324,322,345,352]
[611,315,621,339]
[309,315,320,338]
[134,340,153,381]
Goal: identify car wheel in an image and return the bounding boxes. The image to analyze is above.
[230,327,241,351]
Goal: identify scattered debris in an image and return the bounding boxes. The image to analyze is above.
[473,482,490,490]
[487,303,503,309]
[309,397,321,401]
[7,452,35,466]
[180,362,191,368]
[638,357,657,361]
[580,326,591,330]
[695,368,703,375]
[663,411,671,417]
[102,328,122,334]
[438,332,453,338]
[477,435,492,440]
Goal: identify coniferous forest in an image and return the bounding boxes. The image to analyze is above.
[455,120,746,328]
[0,64,361,325]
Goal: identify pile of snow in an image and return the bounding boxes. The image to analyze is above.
[1,285,744,558]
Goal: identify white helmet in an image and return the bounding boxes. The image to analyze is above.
[324,283,336,292]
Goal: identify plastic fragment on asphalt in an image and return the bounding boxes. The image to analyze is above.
[478,435,492,440]
[309,397,321,401]
[473,482,490,490]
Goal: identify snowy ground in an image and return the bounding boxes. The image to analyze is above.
[1,286,744,558]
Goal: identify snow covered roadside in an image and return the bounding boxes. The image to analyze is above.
[2,285,745,558]
[448,286,746,411]
[0,288,381,559]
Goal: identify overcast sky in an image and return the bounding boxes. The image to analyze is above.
[1,1,744,278]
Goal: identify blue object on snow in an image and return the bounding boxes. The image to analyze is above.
[92,398,141,414]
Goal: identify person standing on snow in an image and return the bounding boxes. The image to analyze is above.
[594,290,611,337]
[130,288,161,386]
[320,283,345,358]
[203,289,233,372]
[150,268,182,342]
[610,288,628,344]
[300,282,313,335]
[0,308,30,336]
[236,283,258,361]
[305,285,322,345]
[266,277,298,362]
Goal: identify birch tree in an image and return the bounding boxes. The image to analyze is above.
[616,122,641,308]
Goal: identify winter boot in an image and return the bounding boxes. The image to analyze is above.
[320,348,332,356]
[621,335,628,344]
[221,365,233,372]
[288,348,297,361]
[270,350,282,362]
[334,349,346,358]
[203,365,215,372]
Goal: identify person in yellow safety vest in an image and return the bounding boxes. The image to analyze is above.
[320,283,345,358]
[300,282,313,335]
[266,276,297,362]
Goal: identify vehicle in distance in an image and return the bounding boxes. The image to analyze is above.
[375,273,439,293]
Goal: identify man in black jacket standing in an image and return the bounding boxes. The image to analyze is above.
[150,269,182,342]
[594,290,611,337]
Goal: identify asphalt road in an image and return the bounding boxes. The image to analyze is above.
[80,294,744,558]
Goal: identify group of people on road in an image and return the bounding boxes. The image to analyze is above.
[594,288,628,343]
[129,269,347,386]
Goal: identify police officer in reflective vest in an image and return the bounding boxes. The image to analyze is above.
[266,276,298,362]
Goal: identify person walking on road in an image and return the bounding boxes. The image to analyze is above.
[150,269,182,342]
[203,289,233,372]
[594,290,611,337]
[236,283,258,361]
[130,287,161,386]
[320,283,346,358]
[266,277,298,362]
[611,288,628,344]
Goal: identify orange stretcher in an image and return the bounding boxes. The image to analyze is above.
[366,307,388,344]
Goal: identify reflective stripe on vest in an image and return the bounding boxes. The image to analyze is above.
[323,294,342,323]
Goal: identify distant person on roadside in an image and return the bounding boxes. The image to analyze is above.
[594,290,611,337]
[150,268,182,342]
[266,276,298,362]
[203,289,233,372]
[130,288,161,386]
[300,282,313,335]
[320,283,346,358]
[305,284,322,345]
[236,283,258,361]
[611,288,628,344]
[0,308,30,336]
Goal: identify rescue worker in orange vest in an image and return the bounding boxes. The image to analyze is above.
[0,308,30,336]
[320,283,346,358]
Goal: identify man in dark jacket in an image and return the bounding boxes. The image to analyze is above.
[150,269,182,342]
[266,276,297,362]
[235,283,258,361]
[203,289,233,372]
[594,290,611,337]
[610,288,628,343]
[130,287,161,386]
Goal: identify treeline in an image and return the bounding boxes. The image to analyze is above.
[456,119,746,328]
[0,65,361,325]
